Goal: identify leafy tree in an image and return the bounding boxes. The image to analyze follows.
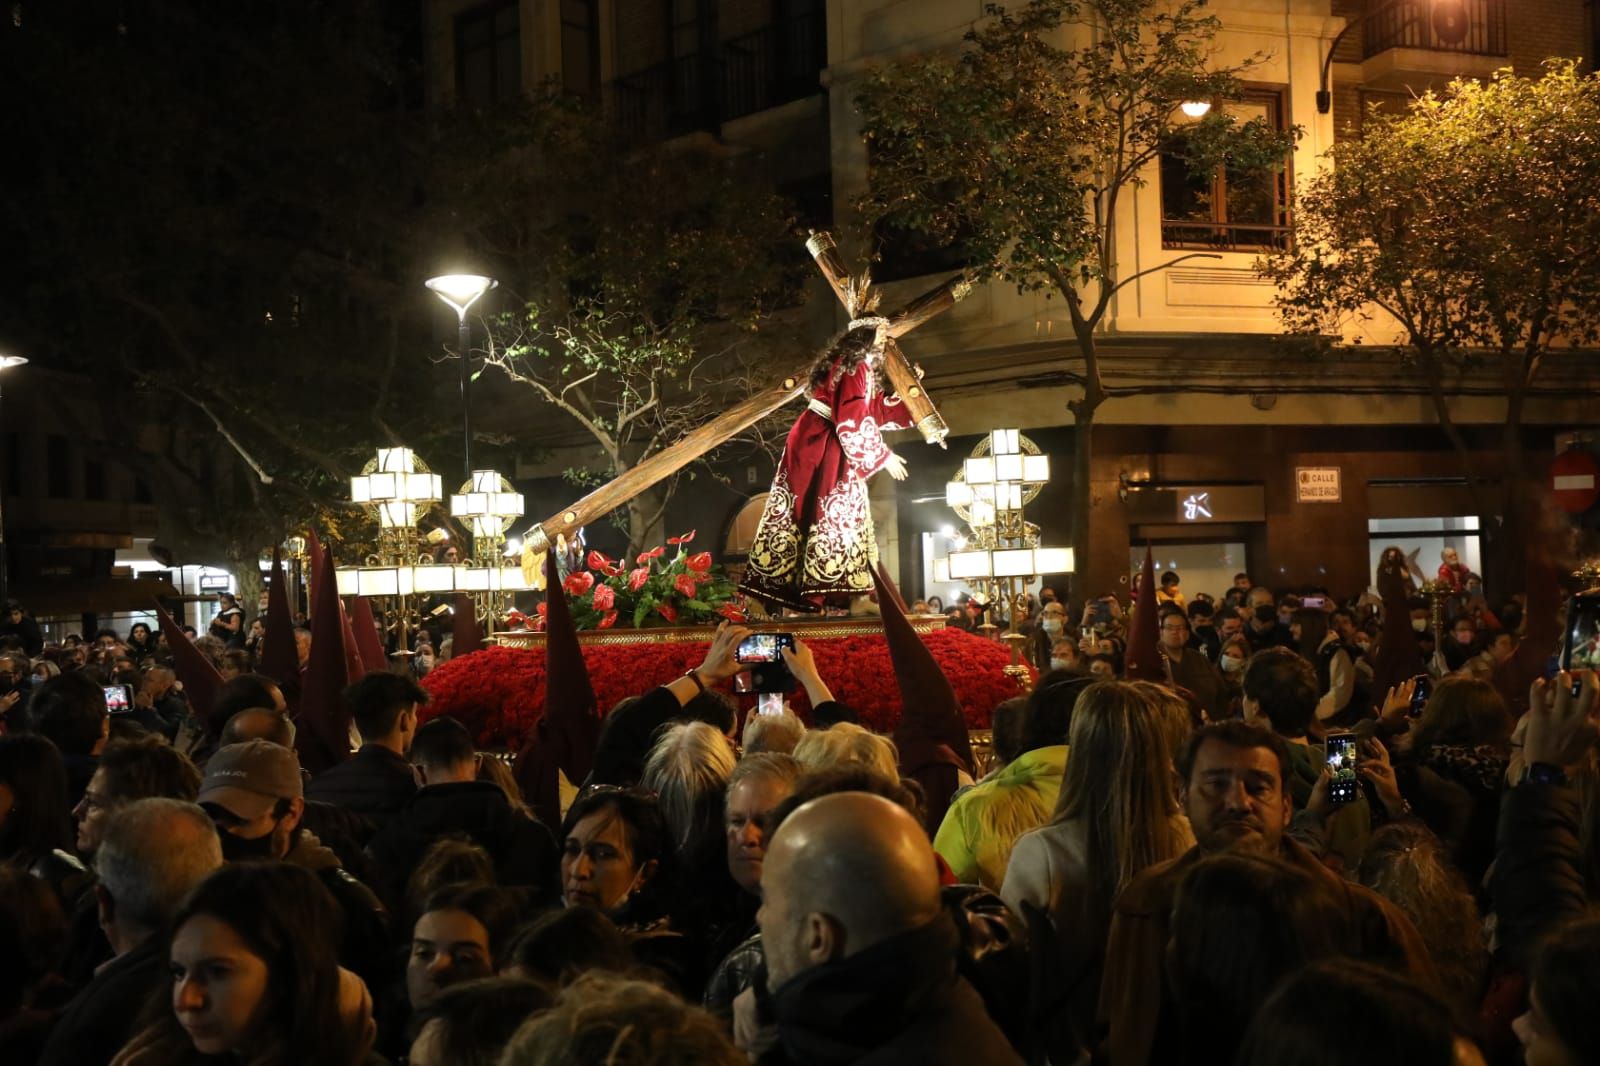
[854,0,1293,590]
[1264,61,1600,589]
[448,99,812,552]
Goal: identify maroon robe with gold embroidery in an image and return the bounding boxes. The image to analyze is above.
[740,356,910,612]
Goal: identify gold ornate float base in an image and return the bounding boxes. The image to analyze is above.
[491,614,948,649]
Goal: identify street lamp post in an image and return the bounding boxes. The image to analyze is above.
[0,355,28,606]
[425,274,498,479]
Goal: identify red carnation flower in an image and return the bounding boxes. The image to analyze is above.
[685,551,712,573]
[667,530,696,546]
[657,602,679,623]
[536,602,548,617]
[636,546,665,564]
[673,573,699,598]
[628,567,650,593]
[563,571,594,596]
[592,584,615,611]
[597,610,618,630]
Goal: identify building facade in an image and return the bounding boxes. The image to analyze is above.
[424,0,1599,603]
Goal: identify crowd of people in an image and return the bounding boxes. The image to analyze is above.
[0,554,1595,1065]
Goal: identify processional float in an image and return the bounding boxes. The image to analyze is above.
[518,231,971,557]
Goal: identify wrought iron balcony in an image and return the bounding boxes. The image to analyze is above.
[605,7,826,141]
[1362,0,1507,59]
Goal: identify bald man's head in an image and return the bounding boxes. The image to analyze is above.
[757,792,943,990]
[220,707,296,750]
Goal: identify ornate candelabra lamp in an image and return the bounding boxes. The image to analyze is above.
[933,429,1073,692]
[339,447,453,658]
[450,470,527,635]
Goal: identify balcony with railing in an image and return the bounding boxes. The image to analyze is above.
[1362,0,1507,59]
[1357,0,1508,95]
[605,7,827,141]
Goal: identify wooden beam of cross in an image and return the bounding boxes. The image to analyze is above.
[804,230,971,449]
[518,233,971,556]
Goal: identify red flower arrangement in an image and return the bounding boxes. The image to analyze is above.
[539,531,745,631]
[421,628,1025,748]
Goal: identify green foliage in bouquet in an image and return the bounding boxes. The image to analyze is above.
[545,530,748,630]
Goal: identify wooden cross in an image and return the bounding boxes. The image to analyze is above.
[520,232,970,555]
[803,230,970,449]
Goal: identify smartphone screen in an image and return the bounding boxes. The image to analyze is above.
[1326,733,1359,804]
[1301,595,1326,609]
[1408,674,1432,717]
[1561,594,1600,673]
[103,684,133,714]
[736,633,794,664]
[757,692,785,716]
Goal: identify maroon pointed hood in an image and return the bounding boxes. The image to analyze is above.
[515,550,600,826]
[296,539,353,772]
[1494,496,1566,717]
[452,594,484,658]
[154,601,226,735]
[348,595,388,676]
[877,563,972,831]
[876,564,910,614]
[1370,554,1424,704]
[1125,547,1164,681]
[306,529,329,620]
[259,546,301,697]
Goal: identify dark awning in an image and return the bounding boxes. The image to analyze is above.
[13,577,182,618]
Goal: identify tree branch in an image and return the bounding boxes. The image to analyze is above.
[166,386,276,485]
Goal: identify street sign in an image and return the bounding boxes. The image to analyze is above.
[1552,449,1600,514]
[1296,467,1341,503]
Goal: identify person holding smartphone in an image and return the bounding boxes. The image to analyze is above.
[1098,719,1432,1066]
[584,626,848,789]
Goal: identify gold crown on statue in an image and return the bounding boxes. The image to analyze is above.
[843,275,881,319]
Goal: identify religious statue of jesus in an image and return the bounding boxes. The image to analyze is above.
[740,316,911,612]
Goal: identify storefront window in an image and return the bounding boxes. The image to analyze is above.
[1366,516,1481,590]
[1126,542,1248,601]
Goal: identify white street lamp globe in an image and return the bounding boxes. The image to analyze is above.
[425,274,498,318]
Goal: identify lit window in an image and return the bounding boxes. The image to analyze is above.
[1160,89,1291,252]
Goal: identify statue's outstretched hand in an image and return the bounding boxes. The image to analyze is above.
[883,453,908,481]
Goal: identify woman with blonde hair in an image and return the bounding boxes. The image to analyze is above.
[791,721,899,782]
[1000,681,1193,1054]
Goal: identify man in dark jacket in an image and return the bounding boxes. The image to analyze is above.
[0,600,44,655]
[749,791,1023,1066]
[367,716,560,909]
[1159,608,1225,720]
[305,671,423,830]
[198,739,390,985]
[39,798,222,1066]
[1098,720,1435,1066]
[1244,595,1294,653]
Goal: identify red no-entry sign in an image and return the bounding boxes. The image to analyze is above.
[1552,448,1600,514]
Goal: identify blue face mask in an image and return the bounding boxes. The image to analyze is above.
[1041,618,1063,636]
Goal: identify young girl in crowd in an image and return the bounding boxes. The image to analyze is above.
[113,863,376,1066]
